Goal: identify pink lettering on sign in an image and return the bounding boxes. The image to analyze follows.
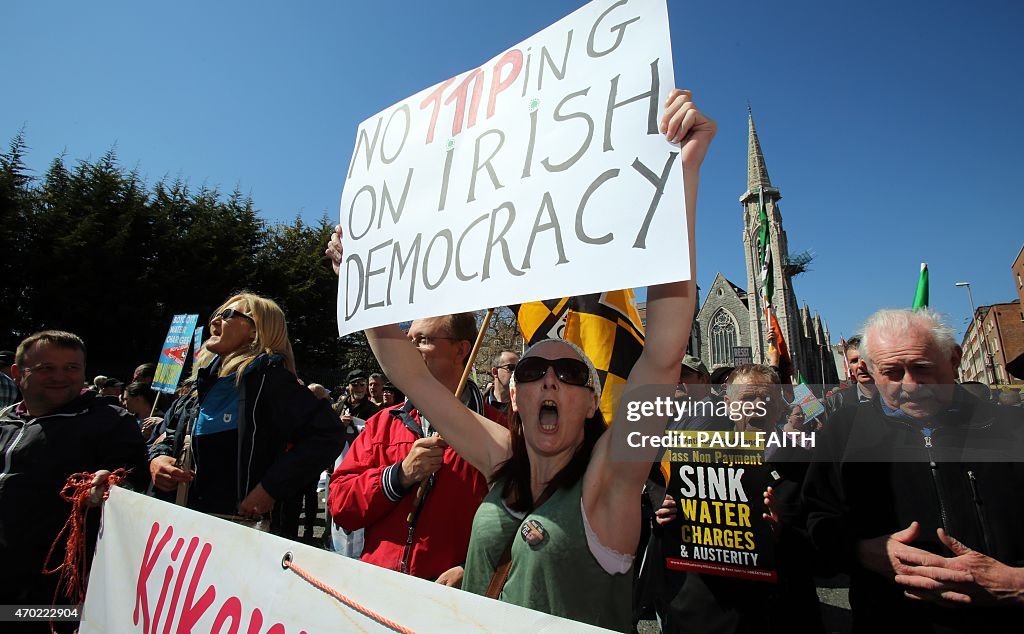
[132,522,308,634]
[419,50,524,145]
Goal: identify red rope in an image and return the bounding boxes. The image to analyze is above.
[43,469,127,607]
[283,556,416,634]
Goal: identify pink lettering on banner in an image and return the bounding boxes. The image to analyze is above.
[151,535,184,634]
[132,521,306,634]
[246,608,264,634]
[419,50,524,145]
[487,50,523,118]
[170,537,207,633]
[419,78,456,145]
[211,596,241,633]
[135,522,173,633]
[445,69,484,137]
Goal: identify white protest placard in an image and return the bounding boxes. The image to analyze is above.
[338,0,687,336]
[81,488,610,633]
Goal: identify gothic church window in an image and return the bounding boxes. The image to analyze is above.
[710,309,738,366]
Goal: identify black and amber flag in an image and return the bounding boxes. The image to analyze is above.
[513,289,645,425]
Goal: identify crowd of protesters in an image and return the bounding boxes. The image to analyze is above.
[3,89,1024,634]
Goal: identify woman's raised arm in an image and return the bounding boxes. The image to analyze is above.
[327,230,512,478]
[584,89,716,552]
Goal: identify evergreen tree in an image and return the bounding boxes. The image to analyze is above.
[1,132,367,382]
[24,148,165,372]
[0,130,35,341]
[254,214,354,382]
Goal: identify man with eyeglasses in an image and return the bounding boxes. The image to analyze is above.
[485,350,520,414]
[804,309,1024,632]
[0,330,148,615]
[652,364,824,633]
[329,312,504,586]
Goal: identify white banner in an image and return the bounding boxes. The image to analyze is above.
[337,0,688,336]
[81,488,609,633]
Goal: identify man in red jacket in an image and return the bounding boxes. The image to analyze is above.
[328,312,503,586]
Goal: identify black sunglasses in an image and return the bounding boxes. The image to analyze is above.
[216,308,254,323]
[514,356,592,388]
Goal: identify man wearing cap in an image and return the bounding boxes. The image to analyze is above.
[336,369,381,425]
[381,382,404,407]
[0,350,20,408]
[670,354,728,432]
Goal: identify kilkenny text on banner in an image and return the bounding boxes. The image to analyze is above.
[152,314,199,394]
[81,488,610,633]
[337,0,688,335]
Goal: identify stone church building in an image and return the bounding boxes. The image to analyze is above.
[693,111,839,384]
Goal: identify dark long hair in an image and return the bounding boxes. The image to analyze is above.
[492,407,607,513]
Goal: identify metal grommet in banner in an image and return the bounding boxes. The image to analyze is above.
[281,551,293,569]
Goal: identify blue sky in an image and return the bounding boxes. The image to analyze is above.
[4,0,1022,343]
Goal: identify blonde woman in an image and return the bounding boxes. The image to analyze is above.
[148,292,342,534]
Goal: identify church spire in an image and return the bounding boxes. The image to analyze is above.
[747,106,773,192]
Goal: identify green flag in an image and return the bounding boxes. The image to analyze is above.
[757,189,773,304]
[912,262,929,310]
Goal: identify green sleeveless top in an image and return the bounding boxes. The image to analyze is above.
[462,477,632,631]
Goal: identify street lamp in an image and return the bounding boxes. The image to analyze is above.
[955,282,998,384]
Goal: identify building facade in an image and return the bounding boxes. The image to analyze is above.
[959,301,1024,385]
[694,110,838,385]
[1013,243,1024,309]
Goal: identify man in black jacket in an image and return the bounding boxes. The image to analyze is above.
[824,335,877,416]
[336,369,381,424]
[0,330,148,612]
[804,309,1024,633]
[651,364,824,633]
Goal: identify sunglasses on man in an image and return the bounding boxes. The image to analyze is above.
[513,356,593,388]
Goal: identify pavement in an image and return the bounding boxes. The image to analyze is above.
[636,578,850,632]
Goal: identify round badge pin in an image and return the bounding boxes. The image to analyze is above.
[520,519,548,547]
